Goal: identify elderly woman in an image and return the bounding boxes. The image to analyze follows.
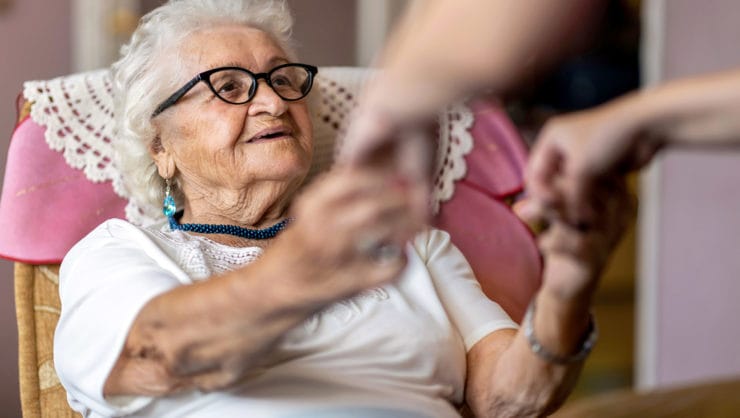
[54,1,630,417]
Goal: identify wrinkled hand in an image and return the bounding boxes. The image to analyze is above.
[278,167,424,305]
[526,103,660,226]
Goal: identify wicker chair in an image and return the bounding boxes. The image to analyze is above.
[15,263,80,418]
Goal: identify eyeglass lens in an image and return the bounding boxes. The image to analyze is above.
[208,65,312,104]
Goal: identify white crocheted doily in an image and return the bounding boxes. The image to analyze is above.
[23,67,473,225]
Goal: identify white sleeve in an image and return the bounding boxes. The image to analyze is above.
[54,219,185,417]
[414,229,518,351]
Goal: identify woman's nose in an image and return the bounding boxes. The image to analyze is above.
[247,80,288,116]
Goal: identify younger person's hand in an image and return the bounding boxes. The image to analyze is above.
[526,100,659,227]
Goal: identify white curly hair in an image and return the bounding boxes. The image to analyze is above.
[112,0,297,220]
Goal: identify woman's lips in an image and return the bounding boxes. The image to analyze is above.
[248,126,293,143]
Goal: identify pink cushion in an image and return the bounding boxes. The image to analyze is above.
[433,101,540,322]
[464,101,528,197]
[0,118,126,263]
[435,182,540,322]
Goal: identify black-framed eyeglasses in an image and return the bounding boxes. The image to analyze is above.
[151,63,318,117]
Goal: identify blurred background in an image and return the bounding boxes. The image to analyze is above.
[1,0,739,416]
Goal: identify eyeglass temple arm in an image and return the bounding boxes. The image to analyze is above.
[151,75,204,117]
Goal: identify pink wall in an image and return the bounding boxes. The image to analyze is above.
[0,1,72,414]
[650,0,740,387]
[288,0,356,66]
[657,151,740,385]
[141,0,357,66]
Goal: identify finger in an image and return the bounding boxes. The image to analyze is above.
[557,141,621,227]
[556,156,623,228]
[526,132,565,206]
[353,222,412,260]
[298,168,395,212]
[312,180,416,258]
[333,189,410,234]
[397,131,433,225]
[339,107,396,166]
[190,367,243,393]
[357,248,408,287]
[408,179,431,229]
[397,129,434,182]
[512,198,550,234]
[597,175,636,249]
[526,176,572,228]
[538,221,593,260]
[558,175,598,228]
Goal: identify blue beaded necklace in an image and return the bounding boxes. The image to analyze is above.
[167,212,290,240]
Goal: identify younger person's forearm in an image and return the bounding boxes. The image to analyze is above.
[627,69,740,148]
[366,0,602,122]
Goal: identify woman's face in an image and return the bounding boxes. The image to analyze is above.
[152,25,313,222]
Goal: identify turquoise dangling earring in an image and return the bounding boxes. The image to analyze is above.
[163,178,177,217]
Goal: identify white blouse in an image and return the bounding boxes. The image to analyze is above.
[54,219,517,418]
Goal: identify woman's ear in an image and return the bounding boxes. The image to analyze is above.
[150,136,176,179]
